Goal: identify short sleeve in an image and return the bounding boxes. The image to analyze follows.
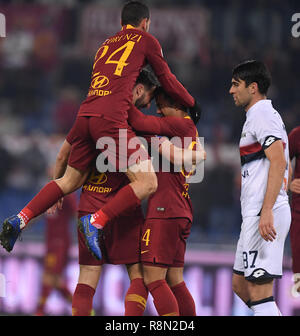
[253,112,282,146]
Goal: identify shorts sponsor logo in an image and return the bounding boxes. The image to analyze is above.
[141,250,149,254]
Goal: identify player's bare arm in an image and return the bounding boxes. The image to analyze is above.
[53,140,72,180]
[47,140,72,214]
[260,140,286,241]
[158,137,206,166]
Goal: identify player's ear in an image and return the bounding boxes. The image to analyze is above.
[250,82,258,94]
[140,18,149,32]
[136,83,144,97]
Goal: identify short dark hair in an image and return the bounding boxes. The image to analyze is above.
[136,68,160,90]
[154,87,187,112]
[232,60,271,95]
[121,1,150,27]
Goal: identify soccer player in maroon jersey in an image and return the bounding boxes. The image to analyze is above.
[35,193,77,316]
[288,126,300,292]
[136,88,200,316]
[71,69,158,316]
[0,1,201,253]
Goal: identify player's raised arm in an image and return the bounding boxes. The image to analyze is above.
[145,35,195,108]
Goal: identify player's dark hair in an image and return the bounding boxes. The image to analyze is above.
[232,60,271,95]
[121,1,150,27]
[136,68,160,90]
[154,87,188,112]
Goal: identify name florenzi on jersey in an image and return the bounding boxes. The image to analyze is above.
[104,33,143,45]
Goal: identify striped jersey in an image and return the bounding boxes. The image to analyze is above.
[239,99,289,217]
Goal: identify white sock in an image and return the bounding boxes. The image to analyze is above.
[251,297,282,316]
[17,214,26,230]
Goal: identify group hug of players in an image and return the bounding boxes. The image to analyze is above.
[0,1,298,316]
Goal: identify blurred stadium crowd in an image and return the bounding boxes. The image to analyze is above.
[0,0,299,246]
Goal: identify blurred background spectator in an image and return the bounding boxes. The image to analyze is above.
[0,0,299,248]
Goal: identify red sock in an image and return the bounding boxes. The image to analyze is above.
[36,283,52,315]
[171,281,196,316]
[92,185,140,229]
[124,278,148,316]
[72,283,95,316]
[58,284,73,303]
[19,181,64,227]
[147,279,179,316]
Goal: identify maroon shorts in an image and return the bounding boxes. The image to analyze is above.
[77,208,144,266]
[67,116,149,172]
[140,217,192,268]
[44,239,70,274]
[291,211,300,273]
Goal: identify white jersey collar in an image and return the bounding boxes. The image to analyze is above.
[246,99,272,118]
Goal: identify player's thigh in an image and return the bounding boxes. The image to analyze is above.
[78,264,102,290]
[89,117,150,172]
[126,263,143,281]
[126,165,157,199]
[142,264,168,286]
[67,116,98,172]
[247,278,274,302]
[232,272,250,302]
[166,267,184,288]
[56,164,90,194]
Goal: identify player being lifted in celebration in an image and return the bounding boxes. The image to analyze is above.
[230,60,290,316]
[0,1,201,253]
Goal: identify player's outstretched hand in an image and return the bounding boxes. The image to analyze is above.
[189,99,202,125]
[259,209,276,242]
[290,178,300,194]
[47,198,64,214]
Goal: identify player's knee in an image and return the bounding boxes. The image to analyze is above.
[78,265,101,288]
[142,264,166,286]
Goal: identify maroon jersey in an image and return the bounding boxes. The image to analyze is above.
[78,168,130,214]
[78,25,194,122]
[145,116,198,222]
[289,126,300,212]
[77,167,144,266]
[45,193,77,245]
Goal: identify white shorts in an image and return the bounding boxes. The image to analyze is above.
[233,204,291,282]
